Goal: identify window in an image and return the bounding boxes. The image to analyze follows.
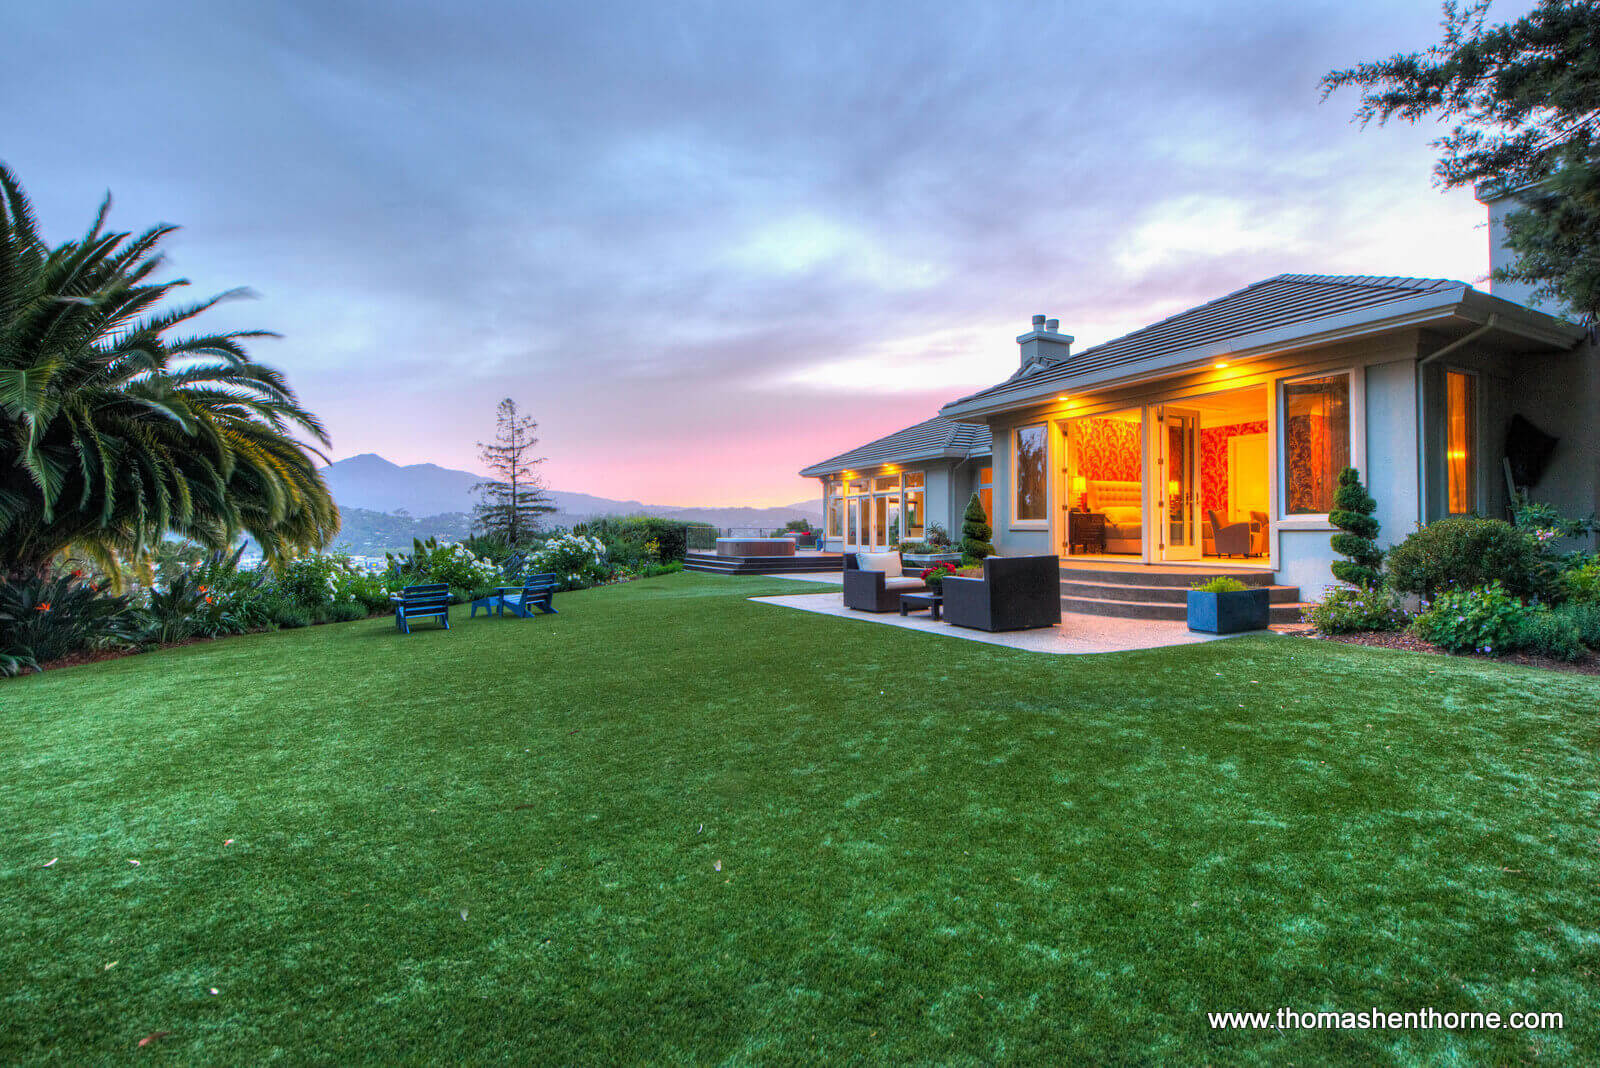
[1447,370,1476,514]
[1014,425,1048,522]
[873,475,900,492]
[978,465,993,520]
[827,496,843,537]
[1282,374,1350,514]
[902,472,925,539]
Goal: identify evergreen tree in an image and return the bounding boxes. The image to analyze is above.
[961,493,994,560]
[473,398,555,547]
[1323,0,1600,321]
[1329,467,1383,588]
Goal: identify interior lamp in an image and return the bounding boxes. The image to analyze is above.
[1168,479,1181,497]
[1071,475,1088,510]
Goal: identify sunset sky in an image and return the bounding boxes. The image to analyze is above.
[7,1,1529,507]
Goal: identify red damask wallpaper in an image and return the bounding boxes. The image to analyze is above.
[1200,420,1267,518]
[1071,418,1141,483]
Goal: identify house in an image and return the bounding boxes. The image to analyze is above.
[799,416,991,552]
[801,198,1596,610]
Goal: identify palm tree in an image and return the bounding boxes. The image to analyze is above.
[0,162,338,581]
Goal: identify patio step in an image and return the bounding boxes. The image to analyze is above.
[1060,579,1301,605]
[1059,564,1274,587]
[1059,563,1300,622]
[1060,595,1308,624]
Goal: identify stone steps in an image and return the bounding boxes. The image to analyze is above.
[1059,564,1302,623]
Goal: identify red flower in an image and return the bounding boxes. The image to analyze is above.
[204,595,214,604]
[71,569,84,579]
[36,602,50,612]
[198,585,208,594]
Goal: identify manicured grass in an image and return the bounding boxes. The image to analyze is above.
[2,571,1597,1063]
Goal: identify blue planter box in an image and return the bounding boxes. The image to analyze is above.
[1186,588,1270,634]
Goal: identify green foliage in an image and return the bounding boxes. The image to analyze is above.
[472,398,556,545]
[1513,606,1586,662]
[1412,582,1533,655]
[0,162,338,579]
[384,538,501,599]
[1551,601,1600,649]
[925,523,953,549]
[1561,557,1600,604]
[1328,467,1383,588]
[1304,585,1409,635]
[0,573,142,671]
[142,569,214,645]
[1191,577,1249,593]
[575,516,711,566]
[961,494,993,559]
[1324,0,1600,320]
[1385,517,1551,600]
[531,532,610,590]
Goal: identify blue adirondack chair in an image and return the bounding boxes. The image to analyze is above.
[394,583,451,634]
[471,573,559,619]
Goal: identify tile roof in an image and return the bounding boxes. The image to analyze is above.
[946,274,1469,410]
[799,416,991,478]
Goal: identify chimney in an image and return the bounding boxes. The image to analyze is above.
[1017,313,1074,369]
[1476,181,1549,313]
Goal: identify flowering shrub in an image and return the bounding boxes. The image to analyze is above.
[920,561,958,590]
[0,574,142,673]
[532,532,609,590]
[1411,582,1533,654]
[387,538,502,599]
[1304,585,1408,634]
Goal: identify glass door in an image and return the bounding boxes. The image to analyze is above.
[845,496,864,550]
[1155,406,1201,561]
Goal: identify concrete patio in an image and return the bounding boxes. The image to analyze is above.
[749,586,1280,654]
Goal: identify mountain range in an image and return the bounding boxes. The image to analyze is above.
[319,454,821,553]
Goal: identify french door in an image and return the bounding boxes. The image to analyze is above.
[1154,406,1201,561]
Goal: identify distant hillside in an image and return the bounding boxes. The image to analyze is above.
[319,454,822,554]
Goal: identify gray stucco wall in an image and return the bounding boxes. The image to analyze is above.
[1506,338,1600,536]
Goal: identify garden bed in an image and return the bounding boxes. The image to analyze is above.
[1291,625,1600,676]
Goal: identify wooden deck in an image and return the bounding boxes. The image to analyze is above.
[683,550,845,576]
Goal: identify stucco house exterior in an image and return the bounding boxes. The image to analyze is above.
[800,416,991,553]
[800,200,1597,605]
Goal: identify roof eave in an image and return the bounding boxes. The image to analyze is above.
[939,286,1582,422]
[798,444,990,479]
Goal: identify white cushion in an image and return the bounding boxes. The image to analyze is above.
[882,576,926,590]
[857,551,903,577]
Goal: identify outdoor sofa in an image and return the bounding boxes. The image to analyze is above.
[843,551,927,612]
[941,554,1061,632]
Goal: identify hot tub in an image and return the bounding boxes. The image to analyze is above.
[715,537,797,557]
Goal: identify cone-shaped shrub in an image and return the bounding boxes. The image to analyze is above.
[962,493,994,559]
[1329,466,1382,587]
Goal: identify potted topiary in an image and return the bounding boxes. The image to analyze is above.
[1186,576,1269,634]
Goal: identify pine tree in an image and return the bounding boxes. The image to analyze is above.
[961,493,994,560]
[473,398,556,547]
[1323,0,1600,320]
[1328,466,1383,588]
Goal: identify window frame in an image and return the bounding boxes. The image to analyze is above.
[1275,368,1363,530]
[1011,422,1050,528]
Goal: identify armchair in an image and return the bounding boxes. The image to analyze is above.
[942,555,1061,632]
[843,551,927,612]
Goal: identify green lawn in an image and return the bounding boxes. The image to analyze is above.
[2,572,1596,1064]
